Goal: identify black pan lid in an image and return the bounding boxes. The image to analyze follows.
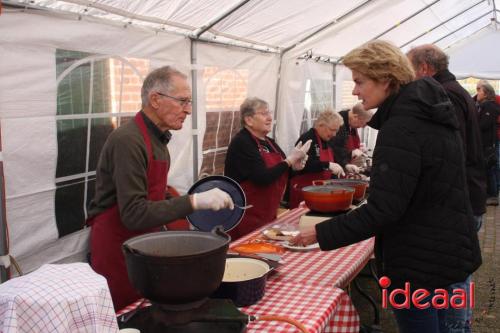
[187,175,246,232]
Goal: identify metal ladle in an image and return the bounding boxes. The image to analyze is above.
[235,204,253,210]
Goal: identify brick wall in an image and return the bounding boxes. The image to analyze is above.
[109,58,150,115]
[106,62,251,177]
[200,67,248,176]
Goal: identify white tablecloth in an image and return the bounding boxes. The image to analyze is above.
[0,263,119,333]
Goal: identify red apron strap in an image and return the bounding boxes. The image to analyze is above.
[289,130,334,208]
[134,112,154,175]
[346,129,361,150]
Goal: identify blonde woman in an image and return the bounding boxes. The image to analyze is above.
[293,40,481,333]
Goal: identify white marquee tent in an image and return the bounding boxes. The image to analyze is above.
[1,0,499,279]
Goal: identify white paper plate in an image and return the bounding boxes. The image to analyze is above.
[283,242,320,252]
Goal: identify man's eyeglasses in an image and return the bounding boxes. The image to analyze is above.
[156,92,192,107]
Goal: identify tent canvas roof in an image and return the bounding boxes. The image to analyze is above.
[6,0,500,58]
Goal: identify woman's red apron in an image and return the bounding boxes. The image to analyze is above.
[229,136,288,241]
[346,128,361,150]
[87,112,169,310]
[289,129,334,208]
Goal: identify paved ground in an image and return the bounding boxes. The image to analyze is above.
[350,205,499,333]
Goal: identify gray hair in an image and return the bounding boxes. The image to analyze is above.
[352,103,372,120]
[477,80,497,101]
[240,97,269,127]
[141,66,187,108]
[406,44,449,72]
[314,109,343,128]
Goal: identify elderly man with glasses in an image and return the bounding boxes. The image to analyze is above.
[87,66,234,310]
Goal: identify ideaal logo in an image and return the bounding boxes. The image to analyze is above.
[379,276,475,309]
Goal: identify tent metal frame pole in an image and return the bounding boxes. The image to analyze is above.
[0,164,8,282]
[432,11,491,45]
[58,0,194,30]
[492,0,498,22]
[200,30,279,51]
[190,39,199,183]
[400,0,486,48]
[192,0,251,38]
[272,53,285,139]
[332,63,337,111]
[192,38,279,54]
[281,0,374,55]
[369,0,441,41]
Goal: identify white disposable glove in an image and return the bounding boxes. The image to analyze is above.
[351,148,364,158]
[286,140,312,166]
[292,154,309,171]
[328,162,345,177]
[345,164,360,174]
[192,188,234,211]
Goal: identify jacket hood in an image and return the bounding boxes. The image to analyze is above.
[368,77,458,130]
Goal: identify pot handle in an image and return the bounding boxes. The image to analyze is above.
[312,180,325,186]
[122,243,141,255]
[211,225,229,239]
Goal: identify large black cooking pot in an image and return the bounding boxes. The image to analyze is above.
[122,227,230,310]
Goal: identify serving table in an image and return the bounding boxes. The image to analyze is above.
[118,204,375,333]
[233,205,375,289]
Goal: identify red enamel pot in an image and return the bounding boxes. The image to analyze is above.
[302,184,354,213]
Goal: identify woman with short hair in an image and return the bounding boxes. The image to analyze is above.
[476,80,500,205]
[288,109,344,208]
[225,97,310,240]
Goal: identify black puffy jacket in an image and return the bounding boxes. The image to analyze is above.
[315,77,482,289]
[433,70,486,216]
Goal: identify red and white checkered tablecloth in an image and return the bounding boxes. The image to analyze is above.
[116,282,359,333]
[243,281,358,333]
[0,263,119,333]
[233,205,375,288]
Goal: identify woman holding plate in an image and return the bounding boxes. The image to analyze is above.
[292,40,481,333]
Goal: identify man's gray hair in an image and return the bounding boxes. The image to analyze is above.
[141,66,187,108]
[406,44,449,72]
[240,97,269,127]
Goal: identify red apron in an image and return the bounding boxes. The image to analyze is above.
[346,128,361,150]
[229,135,288,241]
[88,112,168,310]
[288,129,334,208]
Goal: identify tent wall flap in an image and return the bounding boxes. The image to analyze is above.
[0,10,192,274]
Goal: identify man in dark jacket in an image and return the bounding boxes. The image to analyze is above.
[407,45,485,333]
[407,44,487,228]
